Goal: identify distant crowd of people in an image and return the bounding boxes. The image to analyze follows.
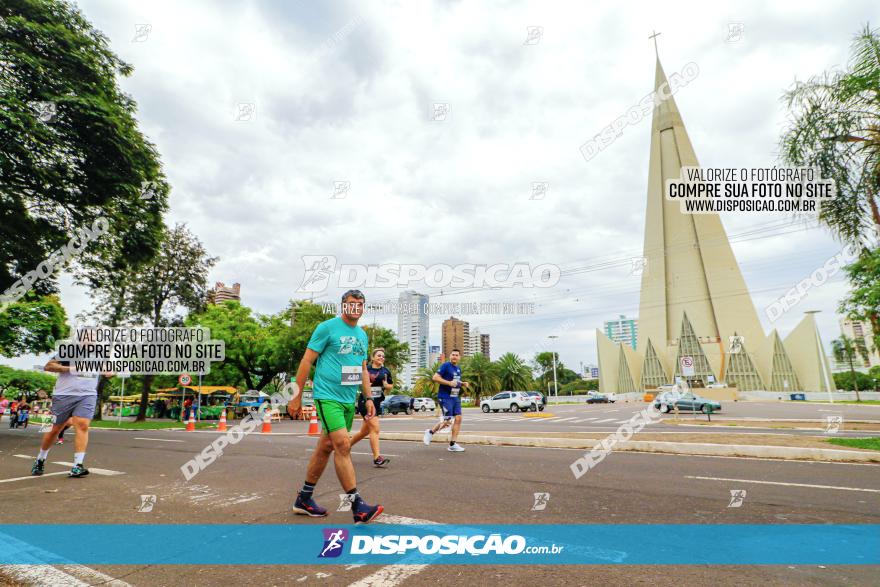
[1,395,32,429]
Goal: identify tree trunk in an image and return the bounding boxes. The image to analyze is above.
[136,374,153,421]
[850,360,861,402]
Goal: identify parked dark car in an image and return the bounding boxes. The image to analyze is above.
[383,394,414,415]
[527,391,546,411]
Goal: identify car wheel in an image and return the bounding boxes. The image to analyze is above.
[530,403,537,412]
[482,404,490,413]
[700,404,709,414]
[538,405,545,411]
[510,404,519,412]
[406,408,413,415]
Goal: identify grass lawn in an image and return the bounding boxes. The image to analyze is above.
[826,437,880,451]
[90,420,216,430]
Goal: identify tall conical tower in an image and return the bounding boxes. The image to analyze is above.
[596,51,834,394]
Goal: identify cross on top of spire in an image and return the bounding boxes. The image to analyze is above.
[648,30,661,56]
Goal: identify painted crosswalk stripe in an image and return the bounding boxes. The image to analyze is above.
[685,475,880,493]
[553,417,578,422]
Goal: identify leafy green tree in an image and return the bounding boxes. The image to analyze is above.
[462,353,500,401]
[0,293,69,356]
[779,24,880,246]
[840,246,880,353]
[362,324,409,385]
[833,370,875,393]
[413,361,441,398]
[0,0,168,303]
[189,300,333,392]
[832,335,870,401]
[494,352,532,391]
[0,364,56,398]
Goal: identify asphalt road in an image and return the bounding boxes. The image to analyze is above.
[1,418,878,586]
[375,402,880,438]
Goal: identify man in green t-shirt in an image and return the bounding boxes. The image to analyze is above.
[288,289,383,523]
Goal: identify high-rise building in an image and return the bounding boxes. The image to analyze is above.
[596,53,834,393]
[442,317,469,358]
[839,317,880,369]
[429,345,443,367]
[480,333,491,359]
[397,291,429,389]
[604,315,638,350]
[208,282,241,304]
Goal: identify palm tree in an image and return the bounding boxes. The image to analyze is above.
[780,24,880,247]
[832,335,869,401]
[412,361,441,398]
[461,354,500,403]
[495,352,532,391]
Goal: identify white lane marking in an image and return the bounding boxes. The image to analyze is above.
[685,475,880,493]
[0,471,69,483]
[594,418,617,423]
[348,514,437,586]
[133,437,184,442]
[577,417,599,422]
[58,565,133,586]
[49,461,125,476]
[1,565,89,586]
[0,531,131,586]
[306,449,400,457]
[553,417,578,423]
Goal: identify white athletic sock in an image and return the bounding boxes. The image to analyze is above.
[38,449,49,460]
[74,452,85,465]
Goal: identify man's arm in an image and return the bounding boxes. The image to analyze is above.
[361,360,375,417]
[289,349,319,416]
[44,359,71,374]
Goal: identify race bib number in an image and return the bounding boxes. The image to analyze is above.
[450,376,461,397]
[341,366,362,386]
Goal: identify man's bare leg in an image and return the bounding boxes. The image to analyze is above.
[305,433,334,484]
[450,414,462,443]
[40,422,68,450]
[328,427,356,491]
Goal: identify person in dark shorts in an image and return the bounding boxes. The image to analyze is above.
[350,348,392,467]
[287,290,384,523]
[423,349,469,452]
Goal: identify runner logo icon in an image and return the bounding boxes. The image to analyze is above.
[318,528,349,558]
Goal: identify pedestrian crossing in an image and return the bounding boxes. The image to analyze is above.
[464,415,632,425]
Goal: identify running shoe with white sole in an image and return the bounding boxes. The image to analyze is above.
[352,499,384,524]
[423,429,433,445]
[447,443,465,452]
[292,492,328,517]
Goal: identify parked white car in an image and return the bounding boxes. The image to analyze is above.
[480,391,537,413]
[412,397,436,412]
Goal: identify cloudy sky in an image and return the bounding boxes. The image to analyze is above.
[13,0,876,373]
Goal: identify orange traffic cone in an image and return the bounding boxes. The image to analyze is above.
[217,410,227,432]
[186,411,195,432]
[261,410,272,434]
[307,410,319,436]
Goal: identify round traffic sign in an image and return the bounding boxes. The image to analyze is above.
[179,373,192,386]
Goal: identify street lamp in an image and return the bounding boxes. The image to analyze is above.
[548,335,559,404]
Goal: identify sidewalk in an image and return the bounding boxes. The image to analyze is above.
[380,430,880,463]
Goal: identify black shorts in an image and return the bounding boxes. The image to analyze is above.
[357,396,384,418]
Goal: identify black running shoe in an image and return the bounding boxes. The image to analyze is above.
[352,498,384,524]
[373,456,390,467]
[31,459,45,476]
[68,464,89,478]
[292,492,328,517]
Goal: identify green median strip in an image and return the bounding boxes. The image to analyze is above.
[826,437,880,451]
[89,420,216,430]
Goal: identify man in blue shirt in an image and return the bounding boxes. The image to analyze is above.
[287,290,383,523]
[423,349,469,452]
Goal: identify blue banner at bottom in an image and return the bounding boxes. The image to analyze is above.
[1,524,877,565]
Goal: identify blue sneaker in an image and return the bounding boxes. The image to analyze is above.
[352,497,384,524]
[292,492,328,517]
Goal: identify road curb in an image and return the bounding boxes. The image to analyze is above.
[379,432,880,463]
